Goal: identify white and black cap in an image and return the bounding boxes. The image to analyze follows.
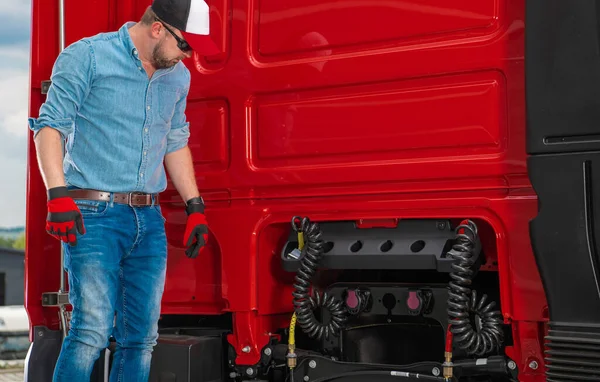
[151,0,219,55]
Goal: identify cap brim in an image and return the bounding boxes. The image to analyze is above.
[182,31,220,56]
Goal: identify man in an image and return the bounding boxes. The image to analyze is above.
[27,0,219,380]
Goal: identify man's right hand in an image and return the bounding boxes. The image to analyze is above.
[46,186,85,246]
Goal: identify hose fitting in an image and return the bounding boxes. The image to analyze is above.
[443,325,454,380]
[287,312,297,369]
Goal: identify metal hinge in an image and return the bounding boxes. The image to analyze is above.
[41,291,69,307]
[41,80,52,95]
[42,290,71,338]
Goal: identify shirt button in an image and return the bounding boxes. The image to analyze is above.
[138,67,142,70]
[144,151,147,156]
[147,106,151,110]
[144,128,148,132]
[140,172,144,177]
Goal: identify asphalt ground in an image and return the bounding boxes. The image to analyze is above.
[0,360,25,382]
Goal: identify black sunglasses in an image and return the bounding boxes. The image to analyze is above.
[155,18,192,52]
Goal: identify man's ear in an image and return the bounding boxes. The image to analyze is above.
[150,21,163,39]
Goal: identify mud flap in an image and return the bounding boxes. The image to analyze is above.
[24,326,61,382]
[24,326,112,382]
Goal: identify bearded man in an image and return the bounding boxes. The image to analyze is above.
[27,1,218,380]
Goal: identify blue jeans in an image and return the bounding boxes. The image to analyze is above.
[52,196,167,382]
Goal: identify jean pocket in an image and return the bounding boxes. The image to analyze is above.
[74,199,109,217]
[152,205,167,223]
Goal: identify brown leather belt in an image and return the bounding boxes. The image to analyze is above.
[68,189,159,207]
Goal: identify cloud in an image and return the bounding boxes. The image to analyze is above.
[0,70,29,137]
[0,67,28,227]
[0,45,29,75]
[0,130,27,228]
[0,1,31,45]
[0,0,31,227]
[0,21,29,46]
[0,0,31,16]
[0,131,27,228]
[0,44,29,63]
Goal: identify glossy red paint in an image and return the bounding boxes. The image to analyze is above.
[26,0,546,379]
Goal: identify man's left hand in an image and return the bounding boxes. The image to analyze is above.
[183,197,208,258]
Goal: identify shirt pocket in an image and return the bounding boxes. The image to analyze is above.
[157,84,181,124]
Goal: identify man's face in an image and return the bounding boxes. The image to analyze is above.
[152,22,192,69]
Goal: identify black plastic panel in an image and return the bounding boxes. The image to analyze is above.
[526,3,600,379]
[526,0,600,154]
[281,220,455,272]
[149,333,224,382]
[528,153,600,324]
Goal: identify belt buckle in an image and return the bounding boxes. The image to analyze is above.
[128,192,148,207]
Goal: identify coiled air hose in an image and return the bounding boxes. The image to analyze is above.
[446,219,504,357]
[290,216,347,341]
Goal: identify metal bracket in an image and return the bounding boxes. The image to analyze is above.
[41,80,52,95]
[42,288,71,339]
[41,291,69,307]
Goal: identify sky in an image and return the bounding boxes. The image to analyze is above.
[0,0,31,228]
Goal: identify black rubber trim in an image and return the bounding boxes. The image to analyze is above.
[544,324,600,381]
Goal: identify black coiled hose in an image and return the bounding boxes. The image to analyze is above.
[447,220,504,356]
[291,216,347,341]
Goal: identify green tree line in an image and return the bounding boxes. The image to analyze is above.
[0,233,25,250]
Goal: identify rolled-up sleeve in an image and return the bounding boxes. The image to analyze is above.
[28,39,95,139]
[166,70,191,154]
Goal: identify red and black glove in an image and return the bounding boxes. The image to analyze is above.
[46,186,85,246]
[183,197,208,258]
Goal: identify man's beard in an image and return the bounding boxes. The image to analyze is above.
[152,41,181,69]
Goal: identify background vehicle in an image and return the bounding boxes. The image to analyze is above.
[0,306,29,360]
[23,0,598,381]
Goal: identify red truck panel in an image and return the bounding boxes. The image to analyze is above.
[26,0,546,378]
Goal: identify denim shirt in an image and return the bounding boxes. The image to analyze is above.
[28,22,191,194]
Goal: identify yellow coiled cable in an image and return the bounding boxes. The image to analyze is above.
[287,230,304,373]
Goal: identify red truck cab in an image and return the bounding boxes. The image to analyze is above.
[23,1,600,381]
